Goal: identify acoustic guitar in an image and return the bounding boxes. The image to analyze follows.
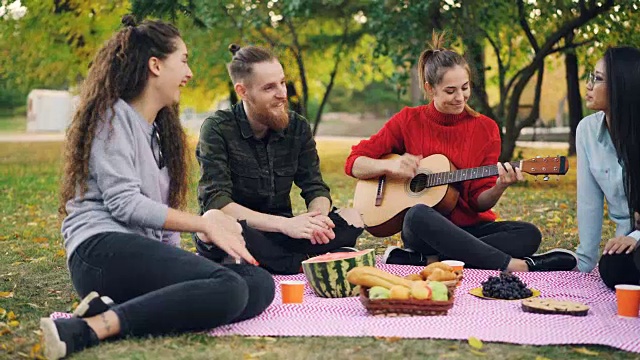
[352,153,569,237]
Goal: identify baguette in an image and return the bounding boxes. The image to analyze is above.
[346,266,415,289]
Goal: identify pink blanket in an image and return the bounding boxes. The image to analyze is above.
[51,263,640,353]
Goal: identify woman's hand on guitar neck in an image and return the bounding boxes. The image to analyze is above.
[495,162,524,190]
[386,153,421,179]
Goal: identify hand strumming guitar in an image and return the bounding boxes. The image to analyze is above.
[385,153,421,179]
[495,162,525,190]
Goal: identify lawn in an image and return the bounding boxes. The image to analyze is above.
[0,116,26,133]
[0,139,630,360]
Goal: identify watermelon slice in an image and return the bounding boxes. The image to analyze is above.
[301,249,376,298]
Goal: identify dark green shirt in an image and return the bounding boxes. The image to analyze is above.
[196,102,332,217]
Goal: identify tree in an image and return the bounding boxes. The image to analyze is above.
[370,0,616,161]
[565,1,640,155]
[0,0,129,105]
[564,30,583,156]
[132,0,373,135]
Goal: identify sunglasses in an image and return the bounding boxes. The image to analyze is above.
[151,122,165,169]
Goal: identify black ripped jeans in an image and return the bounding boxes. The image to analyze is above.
[402,204,542,270]
[69,232,275,337]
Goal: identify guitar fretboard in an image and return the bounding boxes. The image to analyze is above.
[410,161,521,191]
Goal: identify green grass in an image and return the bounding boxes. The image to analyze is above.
[0,140,631,360]
[0,115,26,133]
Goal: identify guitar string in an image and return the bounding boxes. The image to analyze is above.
[411,161,521,192]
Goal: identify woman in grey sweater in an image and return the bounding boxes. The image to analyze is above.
[40,15,274,360]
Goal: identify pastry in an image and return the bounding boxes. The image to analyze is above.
[420,262,454,279]
[427,268,458,282]
[521,298,589,316]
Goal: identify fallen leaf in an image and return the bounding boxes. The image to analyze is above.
[0,236,8,241]
[27,222,37,226]
[7,311,16,321]
[469,349,486,356]
[559,203,568,209]
[468,337,483,350]
[535,356,552,360]
[0,292,13,298]
[12,337,26,345]
[572,347,599,356]
[32,237,48,243]
[244,351,267,359]
[30,343,42,358]
[0,308,6,318]
[7,321,19,327]
[0,327,11,336]
[374,336,401,343]
[55,249,66,257]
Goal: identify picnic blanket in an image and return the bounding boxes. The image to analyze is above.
[51,261,640,353]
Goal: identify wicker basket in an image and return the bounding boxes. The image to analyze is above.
[359,285,455,316]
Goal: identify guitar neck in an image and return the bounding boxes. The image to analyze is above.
[424,161,521,187]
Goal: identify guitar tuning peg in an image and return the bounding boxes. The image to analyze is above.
[543,175,550,181]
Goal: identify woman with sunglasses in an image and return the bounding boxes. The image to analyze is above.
[41,15,274,359]
[575,46,640,289]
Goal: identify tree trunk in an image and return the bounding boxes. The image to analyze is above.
[460,2,497,123]
[410,64,422,106]
[565,32,583,156]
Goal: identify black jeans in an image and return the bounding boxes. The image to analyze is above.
[599,249,640,289]
[196,209,364,275]
[69,232,275,338]
[402,204,542,270]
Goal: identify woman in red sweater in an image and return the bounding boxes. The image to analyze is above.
[346,33,577,272]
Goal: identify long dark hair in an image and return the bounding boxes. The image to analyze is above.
[606,46,640,227]
[417,31,478,116]
[59,15,189,215]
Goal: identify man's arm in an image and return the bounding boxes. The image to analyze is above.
[307,196,331,216]
[221,202,287,233]
[293,119,332,211]
[196,117,288,233]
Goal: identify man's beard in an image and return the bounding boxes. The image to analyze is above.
[246,97,290,131]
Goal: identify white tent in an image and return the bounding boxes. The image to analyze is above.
[26,89,75,132]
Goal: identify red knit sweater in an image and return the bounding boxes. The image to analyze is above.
[345,102,501,227]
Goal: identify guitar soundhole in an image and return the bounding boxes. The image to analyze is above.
[409,173,429,193]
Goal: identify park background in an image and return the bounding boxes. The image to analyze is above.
[1,0,639,359]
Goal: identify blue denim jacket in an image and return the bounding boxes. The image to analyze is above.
[576,111,640,272]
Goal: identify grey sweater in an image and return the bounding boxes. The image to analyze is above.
[61,99,180,262]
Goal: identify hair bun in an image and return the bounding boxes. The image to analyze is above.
[121,14,137,27]
[228,44,241,56]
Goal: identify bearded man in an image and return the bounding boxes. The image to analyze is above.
[194,44,364,275]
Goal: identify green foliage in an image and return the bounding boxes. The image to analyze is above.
[326,81,412,117]
[0,1,129,96]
